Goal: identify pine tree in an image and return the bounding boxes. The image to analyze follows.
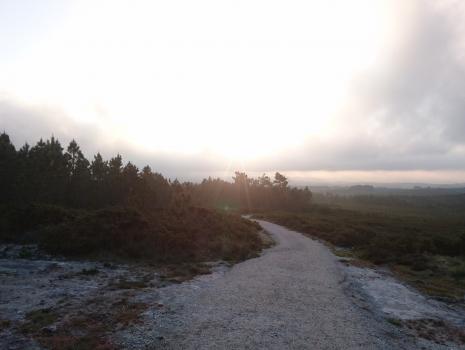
[90,153,109,182]
[0,133,17,204]
[65,140,90,207]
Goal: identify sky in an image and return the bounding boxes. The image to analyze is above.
[1,0,465,185]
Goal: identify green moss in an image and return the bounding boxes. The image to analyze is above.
[0,319,11,331]
[79,267,99,276]
[21,308,58,334]
[387,318,402,327]
[111,279,149,290]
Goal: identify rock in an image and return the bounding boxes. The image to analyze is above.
[41,325,57,335]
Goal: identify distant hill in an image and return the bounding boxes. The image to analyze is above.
[308,185,465,197]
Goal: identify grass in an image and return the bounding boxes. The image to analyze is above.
[109,275,152,290]
[79,267,99,276]
[403,318,465,345]
[45,207,263,263]
[20,308,59,334]
[23,298,148,350]
[386,317,465,344]
[1,204,267,349]
[254,197,465,300]
[392,256,465,299]
[18,246,34,259]
[158,262,213,283]
[387,318,402,327]
[1,205,265,264]
[0,319,11,331]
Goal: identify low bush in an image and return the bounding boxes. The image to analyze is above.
[35,207,262,263]
[0,203,80,242]
[255,205,465,265]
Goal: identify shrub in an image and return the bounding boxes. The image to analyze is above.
[0,203,79,242]
[39,207,151,258]
[37,206,263,263]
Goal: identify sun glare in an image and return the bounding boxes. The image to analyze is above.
[1,0,393,160]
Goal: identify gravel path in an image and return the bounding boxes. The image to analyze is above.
[118,220,418,349]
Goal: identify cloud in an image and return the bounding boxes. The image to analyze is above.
[0,95,232,179]
[251,1,465,173]
[2,1,465,182]
[0,95,105,154]
[340,1,465,164]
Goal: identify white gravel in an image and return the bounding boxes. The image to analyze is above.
[344,264,465,324]
[117,220,422,349]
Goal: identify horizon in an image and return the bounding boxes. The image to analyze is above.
[3,3,465,347]
[2,1,465,184]
[5,130,465,189]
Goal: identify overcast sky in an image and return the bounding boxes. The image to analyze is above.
[1,0,465,184]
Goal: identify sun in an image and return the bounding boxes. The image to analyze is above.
[1,0,393,161]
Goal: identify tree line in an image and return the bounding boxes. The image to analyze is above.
[0,132,312,212]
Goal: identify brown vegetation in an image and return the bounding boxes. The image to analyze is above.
[0,132,312,264]
[255,196,465,300]
[1,205,263,263]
